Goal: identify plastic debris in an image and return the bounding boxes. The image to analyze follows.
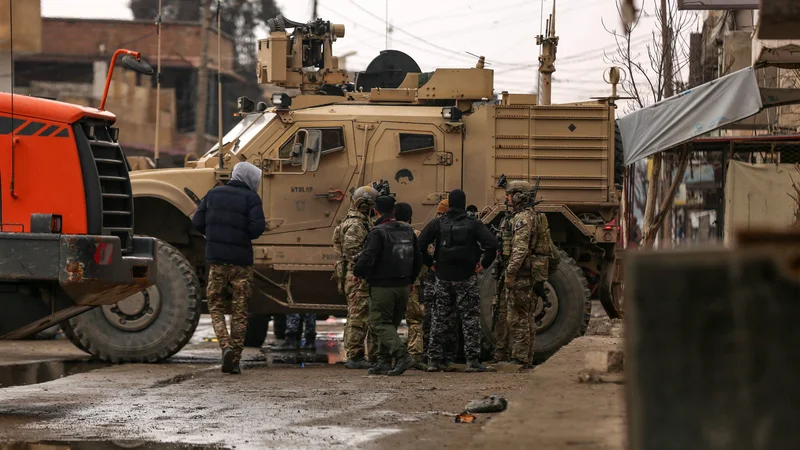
[465,395,508,413]
[453,412,476,423]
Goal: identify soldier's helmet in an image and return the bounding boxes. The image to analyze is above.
[351,185,379,210]
[505,180,532,206]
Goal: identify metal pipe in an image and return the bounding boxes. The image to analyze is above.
[100,49,142,110]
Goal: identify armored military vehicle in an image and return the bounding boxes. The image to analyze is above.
[62,12,623,364]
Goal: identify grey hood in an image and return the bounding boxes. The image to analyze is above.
[231,161,262,192]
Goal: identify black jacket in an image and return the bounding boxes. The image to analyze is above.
[353,216,423,287]
[191,180,266,266]
[418,208,498,281]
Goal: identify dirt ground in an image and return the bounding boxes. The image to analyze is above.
[0,306,626,449]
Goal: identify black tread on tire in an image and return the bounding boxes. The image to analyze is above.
[479,248,591,364]
[62,240,201,363]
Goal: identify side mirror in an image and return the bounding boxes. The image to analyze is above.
[304,130,323,172]
[289,130,307,166]
[122,55,154,76]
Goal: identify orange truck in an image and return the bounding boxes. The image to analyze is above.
[0,50,159,346]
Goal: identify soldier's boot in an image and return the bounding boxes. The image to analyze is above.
[388,354,415,376]
[221,348,234,373]
[426,360,445,372]
[301,333,317,351]
[272,335,300,352]
[230,363,241,375]
[465,359,497,373]
[411,354,427,371]
[368,358,392,375]
[508,358,527,365]
[486,352,508,365]
[345,356,373,370]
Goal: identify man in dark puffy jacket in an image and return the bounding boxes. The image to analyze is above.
[353,195,423,376]
[192,161,266,374]
[418,189,498,373]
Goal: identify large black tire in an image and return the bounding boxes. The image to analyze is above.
[62,240,201,363]
[479,248,591,364]
[614,121,625,187]
[244,313,270,348]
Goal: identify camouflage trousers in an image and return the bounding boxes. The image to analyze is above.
[286,313,316,339]
[207,263,254,364]
[422,273,457,362]
[429,275,481,362]
[343,270,378,361]
[502,281,538,365]
[406,284,424,358]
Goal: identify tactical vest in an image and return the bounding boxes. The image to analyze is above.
[437,214,477,267]
[370,222,416,281]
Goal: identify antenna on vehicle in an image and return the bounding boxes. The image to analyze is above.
[536,0,559,105]
[465,51,491,68]
[154,0,162,168]
[216,0,224,170]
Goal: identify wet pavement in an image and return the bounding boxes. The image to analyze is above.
[0,316,534,449]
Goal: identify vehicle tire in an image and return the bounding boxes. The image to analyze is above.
[614,121,625,187]
[62,240,201,363]
[244,313,270,348]
[479,248,591,364]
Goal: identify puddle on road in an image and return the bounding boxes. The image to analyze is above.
[0,361,109,389]
[0,442,227,449]
[259,335,346,365]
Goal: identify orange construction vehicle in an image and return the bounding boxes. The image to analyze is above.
[0,50,160,347]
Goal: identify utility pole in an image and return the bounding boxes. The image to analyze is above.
[194,0,212,158]
[312,0,318,20]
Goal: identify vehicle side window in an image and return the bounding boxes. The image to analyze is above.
[276,127,345,170]
[399,133,435,153]
[279,128,344,158]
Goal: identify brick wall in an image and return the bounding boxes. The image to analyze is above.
[40,18,235,72]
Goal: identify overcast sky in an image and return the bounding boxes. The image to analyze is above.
[41,0,697,104]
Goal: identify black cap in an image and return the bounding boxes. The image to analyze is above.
[394,202,413,223]
[375,195,396,215]
[448,189,466,209]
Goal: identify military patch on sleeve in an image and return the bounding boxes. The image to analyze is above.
[515,219,526,231]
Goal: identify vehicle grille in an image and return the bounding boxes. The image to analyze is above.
[83,123,134,252]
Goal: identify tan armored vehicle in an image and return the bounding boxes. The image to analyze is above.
[63,13,623,363]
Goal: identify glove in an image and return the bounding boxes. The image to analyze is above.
[533,281,547,299]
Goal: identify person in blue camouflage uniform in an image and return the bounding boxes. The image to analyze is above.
[421,199,459,366]
[418,190,498,373]
[273,313,317,351]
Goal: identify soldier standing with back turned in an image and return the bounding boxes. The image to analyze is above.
[498,180,553,368]
[333,186,380,369]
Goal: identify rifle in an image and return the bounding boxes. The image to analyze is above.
[492,210,511,328]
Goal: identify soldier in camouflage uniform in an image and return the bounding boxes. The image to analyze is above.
[333,185,380,369]
[499,180,553,367]
[192,162,266,375]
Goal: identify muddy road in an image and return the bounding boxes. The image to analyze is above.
[0,306,625,449]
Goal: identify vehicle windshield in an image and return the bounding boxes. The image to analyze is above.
[203,112,275,157]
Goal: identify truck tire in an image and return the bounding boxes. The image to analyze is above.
[62,240,201,363]
[244,313,270,348]
[479,248,591,364]
[614,122,625,187]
